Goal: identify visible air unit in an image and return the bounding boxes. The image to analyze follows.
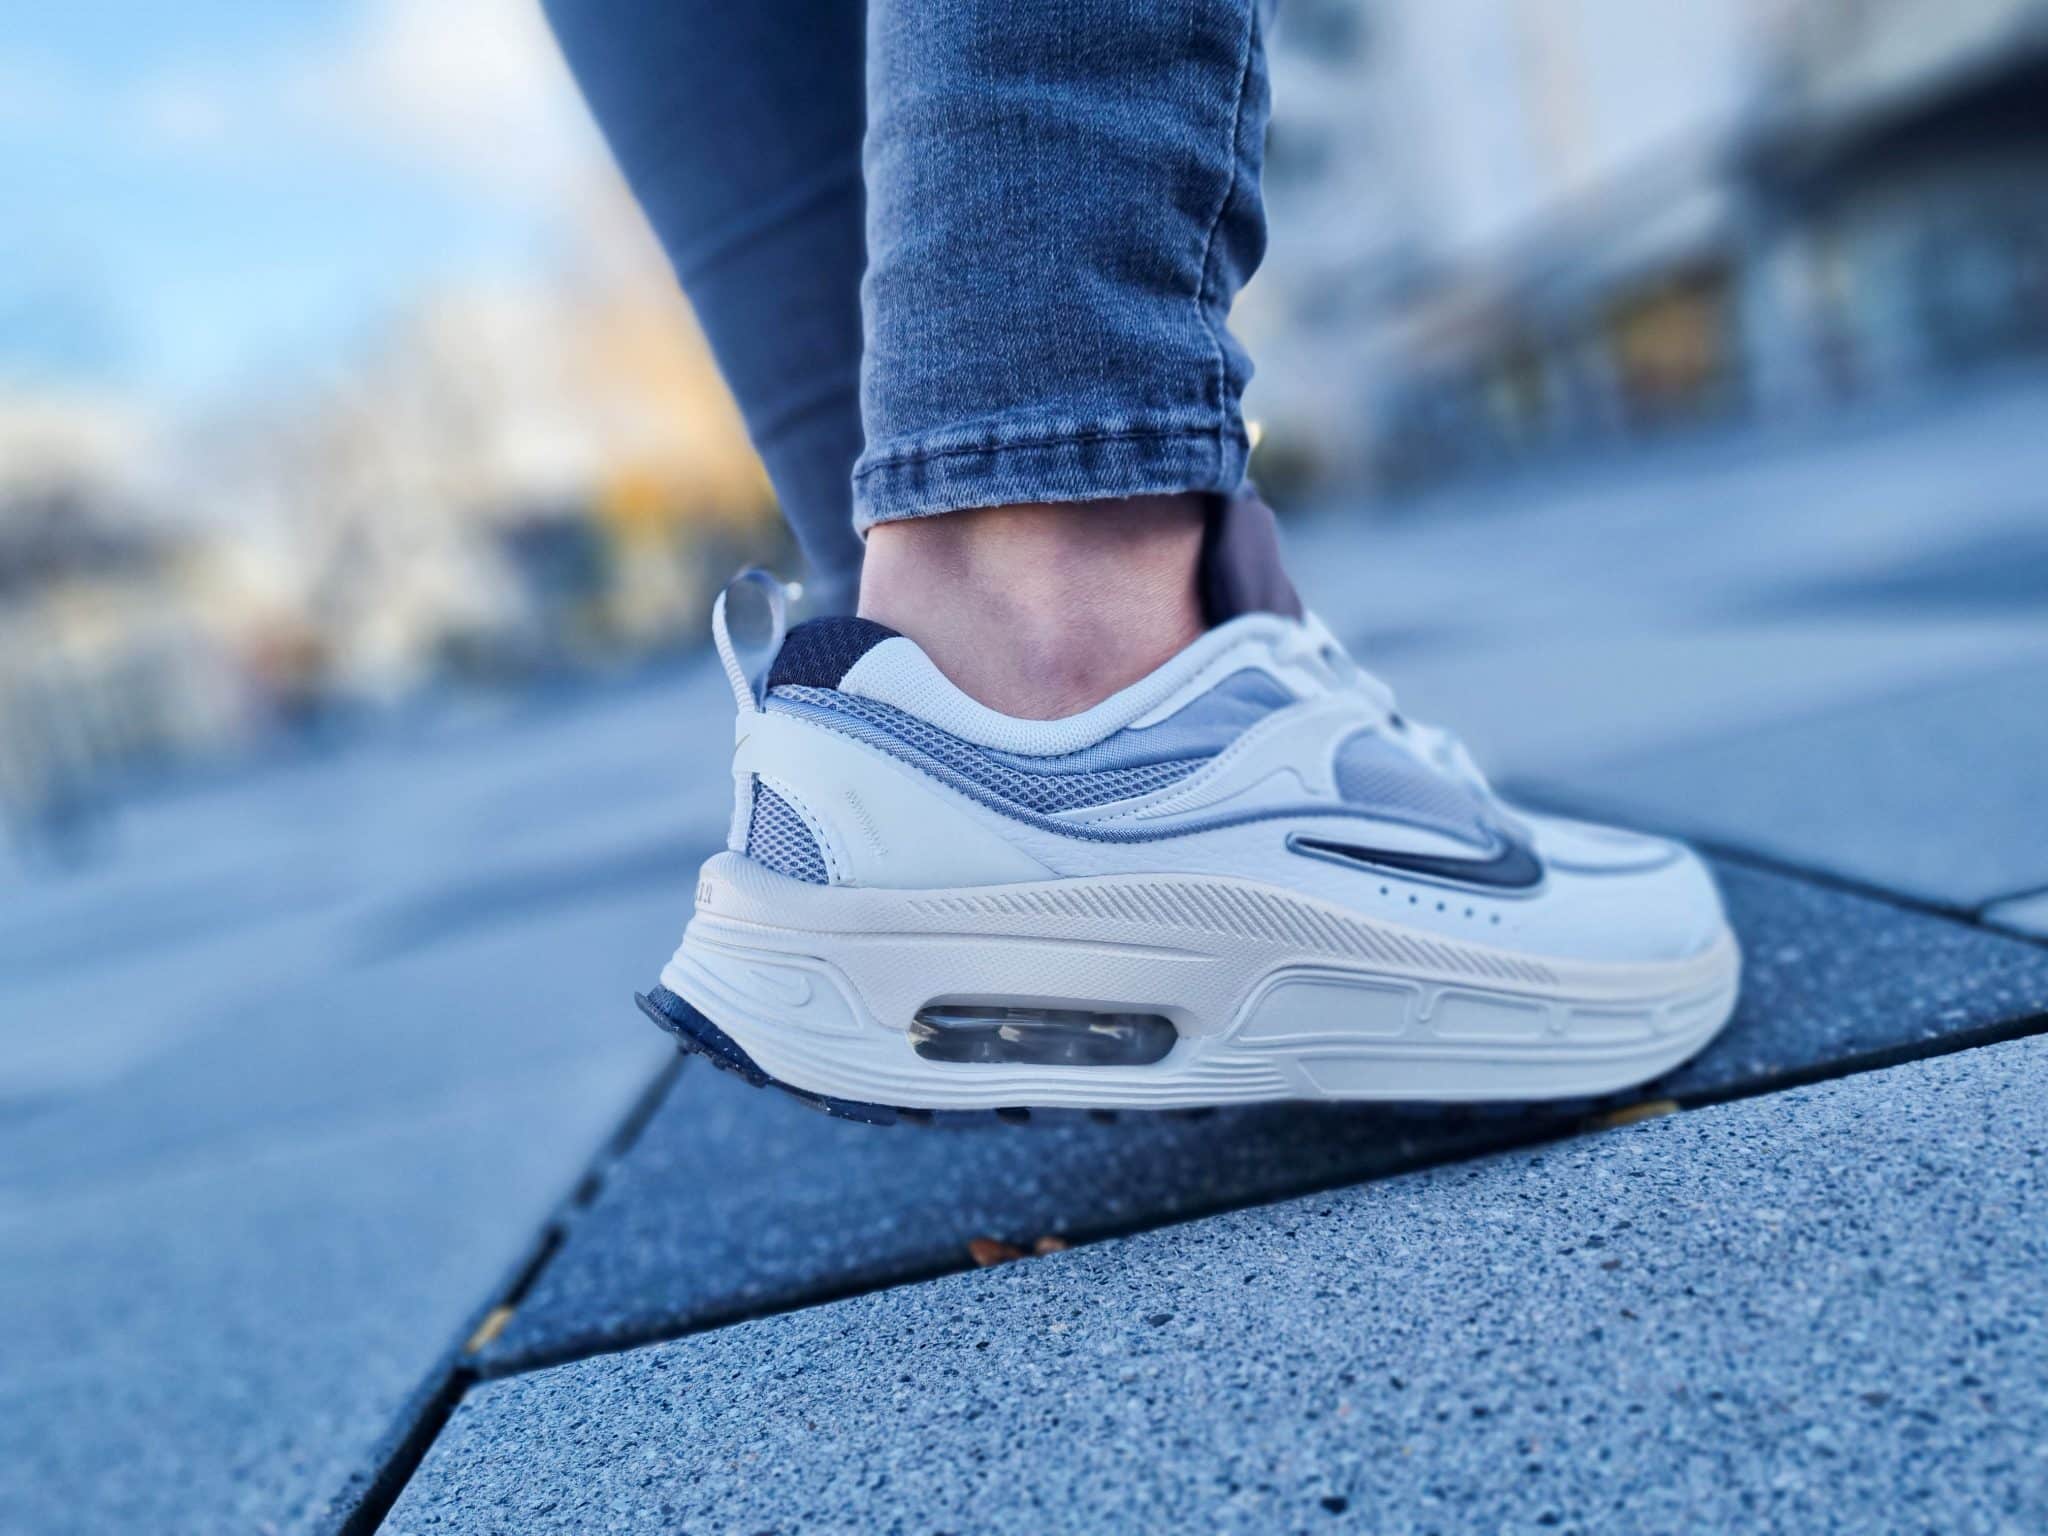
[908,1005,1179,1066]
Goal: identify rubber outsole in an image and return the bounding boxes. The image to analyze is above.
[638,984,1146,1128]
[634,984,1658,1128]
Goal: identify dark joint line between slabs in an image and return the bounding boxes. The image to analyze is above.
[328,1052,691,1535]
[331,1365,474,1536]
[329,921,2048,1526]
[475,1003,2048,1385]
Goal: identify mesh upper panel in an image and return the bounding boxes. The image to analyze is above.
[771,687,1206,813]
[1331,729,1488,842]
[766,617,899,690]
[746,783,828,883]
[763,684,1492,849]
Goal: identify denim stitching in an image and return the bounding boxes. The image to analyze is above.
[1190,1,1262,481]
[853,425,1221,477]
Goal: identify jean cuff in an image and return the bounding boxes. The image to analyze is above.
[852,420,1249,530]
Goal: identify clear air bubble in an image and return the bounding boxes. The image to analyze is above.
[910,1005,1178,1067]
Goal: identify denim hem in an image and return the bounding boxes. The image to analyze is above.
[852,423,1249,528]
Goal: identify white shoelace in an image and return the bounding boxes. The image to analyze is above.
[1289,613,1495,797]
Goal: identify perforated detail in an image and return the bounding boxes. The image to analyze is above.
[905,881,1559,986]
[746,783,829,883]
[1332,728,1489,843]
[772,687,1207,812]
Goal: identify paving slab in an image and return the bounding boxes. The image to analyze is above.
[0,1062,642,1536]
[1516,660,2048,910]
[481,859,2048,1373]
[0,680,695,1536]
[390,1031,2048,1534]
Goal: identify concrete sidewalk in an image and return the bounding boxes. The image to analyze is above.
[360,385,2048,1531]
[390,1035,2048,1534]
[468,860,2048,1380]
[6,380,2047,1534]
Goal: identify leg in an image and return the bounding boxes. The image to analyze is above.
[543,0,869,615]
[857,499,1206,718]
[628,2,1738,1119]
[855,0,1276,713]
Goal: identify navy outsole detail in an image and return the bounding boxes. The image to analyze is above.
[636,986,903,1125]
[636,984,1087,1128]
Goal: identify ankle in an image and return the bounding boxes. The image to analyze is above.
[857,496,1206,718]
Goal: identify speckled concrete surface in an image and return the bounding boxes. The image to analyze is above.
[1519,660,2048,910]
[0,1066,640,1536]
[386,1032,2048,1535]
[480,860,2048,1371]
[0,681,695,1536]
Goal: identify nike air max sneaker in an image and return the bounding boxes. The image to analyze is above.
[645,556,1739,1118]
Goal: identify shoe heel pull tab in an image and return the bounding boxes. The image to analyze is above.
[712,567,791,713]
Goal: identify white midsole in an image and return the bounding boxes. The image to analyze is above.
[661,853,1741,1109]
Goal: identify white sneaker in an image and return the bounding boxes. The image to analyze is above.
[644,573,1738,1121]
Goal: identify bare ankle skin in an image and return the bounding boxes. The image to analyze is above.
[857,495,1207,719]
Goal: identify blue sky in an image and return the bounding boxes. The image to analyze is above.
[2,0,1754,414]
[1,0,602,406]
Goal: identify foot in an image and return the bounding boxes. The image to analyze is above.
[652,581,1740,1116]
[857,495,1206,719]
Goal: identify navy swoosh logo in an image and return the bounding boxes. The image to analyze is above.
[1287,831,1545,891]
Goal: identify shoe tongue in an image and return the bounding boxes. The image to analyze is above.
[1199,489,1303,626]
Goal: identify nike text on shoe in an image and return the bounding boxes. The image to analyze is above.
[648,571,1740,1117]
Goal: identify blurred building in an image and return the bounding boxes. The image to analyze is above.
[1251,0,2048,494]
[226,248,778,698]
[0,391,249,851]
[1237,0,1430,491]
[1742,0,2048,405]
[0,190,778,843]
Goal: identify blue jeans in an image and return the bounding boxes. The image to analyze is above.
[545,0,1272,615]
